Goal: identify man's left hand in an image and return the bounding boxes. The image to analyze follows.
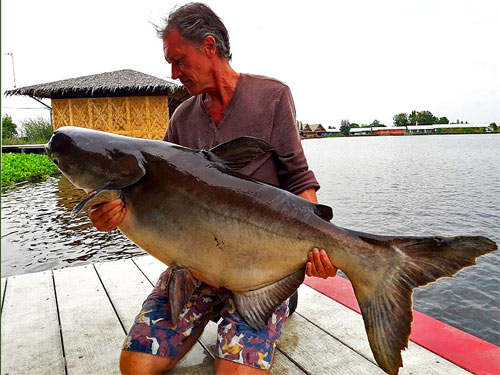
[306,248,338,279]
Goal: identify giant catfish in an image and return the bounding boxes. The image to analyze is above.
[45,126,497,375]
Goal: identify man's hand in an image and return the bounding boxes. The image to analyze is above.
[298,189,338,279]
[88,199,126,232]
[306,248,338,279]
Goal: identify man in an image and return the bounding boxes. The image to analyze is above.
[89,3,337,374]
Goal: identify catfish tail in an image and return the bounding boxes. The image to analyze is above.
[345,235,497,375]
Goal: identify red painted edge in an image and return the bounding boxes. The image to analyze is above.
[304,276,500,375]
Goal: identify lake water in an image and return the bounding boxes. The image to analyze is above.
[1,134,499,345]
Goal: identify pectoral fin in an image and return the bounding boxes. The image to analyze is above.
[203,136,274,170]
[233,268,305,329]
[71,189,120,217]
[167,268,198,325]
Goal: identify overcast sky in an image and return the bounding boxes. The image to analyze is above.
[2,0,499,129]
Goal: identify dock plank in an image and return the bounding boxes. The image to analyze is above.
[95,259,157,331]
[132,254,166,285]
[1,277,6,311]
[95,259,215,374]
[1,271,65,374]
[53,265,125,374]
[280,312,385,374]
[296,284,471,374]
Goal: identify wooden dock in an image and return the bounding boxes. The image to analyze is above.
[0,255,481,374]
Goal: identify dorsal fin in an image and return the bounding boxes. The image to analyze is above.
[314,203,334,222]
[203,136,274,170]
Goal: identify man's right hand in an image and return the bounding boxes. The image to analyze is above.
[88,199,126,232]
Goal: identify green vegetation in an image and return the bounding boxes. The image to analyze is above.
[436,127,486,134]
[1,153,58,186]
[2,116,53,145]
[393,113,409,127]
[339,119,351,135]
[396,110,450,126]
[2,115,18,139]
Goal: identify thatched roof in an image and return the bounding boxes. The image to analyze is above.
[4,69,189,99]
[303,124,326,132]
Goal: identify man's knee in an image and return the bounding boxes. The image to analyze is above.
[120,350,176,374]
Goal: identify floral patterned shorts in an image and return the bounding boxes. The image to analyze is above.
[123,269,289,370]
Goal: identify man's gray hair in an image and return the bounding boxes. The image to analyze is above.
[158,2,232,61]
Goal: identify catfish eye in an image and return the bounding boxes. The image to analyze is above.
[53,158,59,166]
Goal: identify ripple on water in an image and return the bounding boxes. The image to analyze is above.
[1,176,145,277]
[302,135,500,346]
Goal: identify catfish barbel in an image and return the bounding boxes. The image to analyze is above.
[45,126,497,375]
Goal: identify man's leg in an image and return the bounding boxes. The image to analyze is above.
[120,316,210,374]
[215,357,269,375]
[214,291,289,374]
[120,270,219,374]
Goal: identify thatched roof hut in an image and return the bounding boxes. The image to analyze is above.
[5,69,190,139]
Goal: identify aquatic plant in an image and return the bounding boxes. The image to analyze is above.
[1,153,58,186]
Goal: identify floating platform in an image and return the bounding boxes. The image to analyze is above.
[2,144,46,154]
[1,255,499,374]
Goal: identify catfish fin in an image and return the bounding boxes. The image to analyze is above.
[233,268,305,329]
[346,235,497,374]
[168,268,198,325]
[203,136,274,170]
[313,203,333,222]
[101,152,146,190]
[71,189,120,217]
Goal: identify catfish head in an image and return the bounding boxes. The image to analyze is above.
[45,126,146,215]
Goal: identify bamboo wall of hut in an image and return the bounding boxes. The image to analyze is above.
[5,69,189,140]
[52,96,169,140]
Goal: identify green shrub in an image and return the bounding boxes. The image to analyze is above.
[2,115,18,139]
[437,127,486,134]
[21,117,53,143]
[1,153,58,186]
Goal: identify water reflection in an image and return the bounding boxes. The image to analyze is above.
[1,175,145,277]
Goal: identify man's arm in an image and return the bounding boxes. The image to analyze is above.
[298,188,338,279]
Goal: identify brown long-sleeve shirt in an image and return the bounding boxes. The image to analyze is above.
[164,73,320,195]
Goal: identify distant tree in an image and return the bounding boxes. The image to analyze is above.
[340,119,351,135]
[409,110,418,125]
[489,122,497,131]
[437,116,449,124]
[350,123,359,128]
[415,110,437,125]
[2,114,18,139]
[340,119,350,127]
[393,113,409,127]
[370,119,385,127]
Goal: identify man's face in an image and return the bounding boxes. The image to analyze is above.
[163,29,213,95]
